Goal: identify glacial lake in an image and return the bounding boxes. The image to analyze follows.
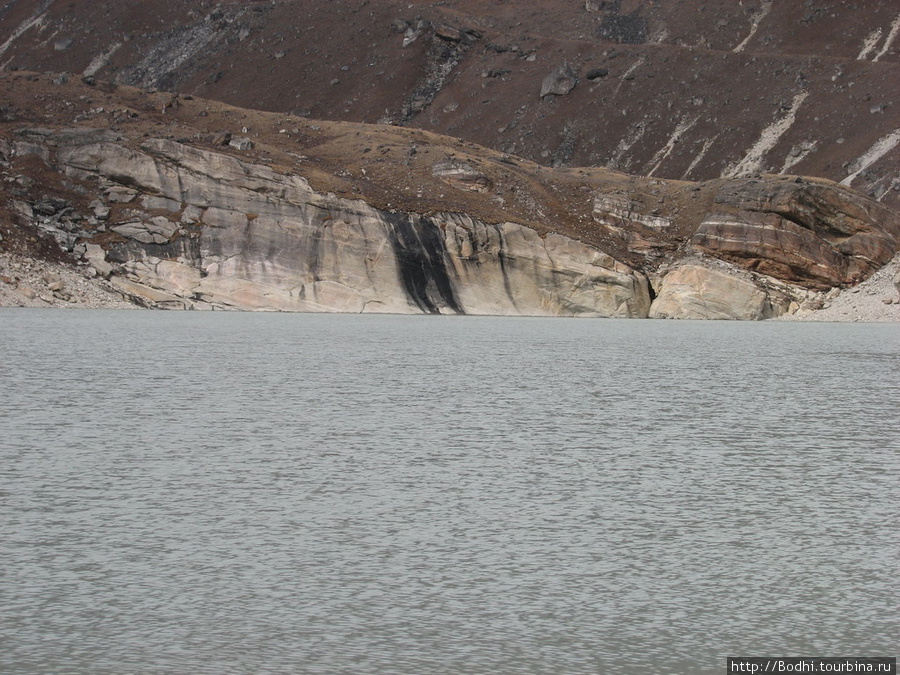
[1,310,898,674]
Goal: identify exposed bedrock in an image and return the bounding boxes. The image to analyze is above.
[693,179,900,289]
[649,263,789,321]
[33,135,651,316]
[7,127,899,319]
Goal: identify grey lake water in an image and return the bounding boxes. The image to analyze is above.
[1,310,898,674]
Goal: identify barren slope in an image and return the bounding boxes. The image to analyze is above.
[1,0,897,210]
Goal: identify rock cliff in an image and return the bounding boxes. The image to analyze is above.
[5,123,652,315]
[1,74,898,319]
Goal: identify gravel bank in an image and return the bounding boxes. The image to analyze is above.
[0,253,136,309]
[773,253,900,322]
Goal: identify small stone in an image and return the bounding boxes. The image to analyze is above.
[435,24,463,42]
[540,64,578,98]
[882,297,894,305]
[391,19,410,33]
[228,137,254,151]
[91,201,111,220]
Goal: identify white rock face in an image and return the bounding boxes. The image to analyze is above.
[47,135,652,316]
[443,216,650,316]
[649,264,777,320]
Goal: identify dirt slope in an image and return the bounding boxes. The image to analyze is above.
[1,0,897,210]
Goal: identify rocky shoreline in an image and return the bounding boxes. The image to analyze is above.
[0,252,136,309]
[2,77,898,321]
[773,253,900,322]
[4,250,898,322]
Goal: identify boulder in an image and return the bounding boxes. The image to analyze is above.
[540,64,578,98]
[228,137,254,151]
[435,25,462,42]
[90,200,111,220]
[32,197,69,216]
[432,160,493,193]
[649,264,777,320]
[84,243,114,277]
[111,216,178,244]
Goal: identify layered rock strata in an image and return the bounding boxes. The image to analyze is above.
[12,132,650,316]
[3,120,899,320]
[693,180,900,288]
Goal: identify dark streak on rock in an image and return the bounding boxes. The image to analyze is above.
[307,216,325,282]
[493,225,518,310]
[385,212,463,314]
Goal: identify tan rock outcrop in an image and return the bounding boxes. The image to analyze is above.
[432,160,493,193]
[27,132,652,315]
[649,264,782,320]
[593,195,672,231]
[6,113,899,320]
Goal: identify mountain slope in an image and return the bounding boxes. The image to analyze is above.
[0,0,897,210]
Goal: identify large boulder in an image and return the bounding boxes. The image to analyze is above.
[649,264,781,320]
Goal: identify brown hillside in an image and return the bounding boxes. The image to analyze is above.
[0,0,897,210]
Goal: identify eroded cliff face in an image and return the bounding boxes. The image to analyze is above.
[1,77,898,319]
[9,132,650,316]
